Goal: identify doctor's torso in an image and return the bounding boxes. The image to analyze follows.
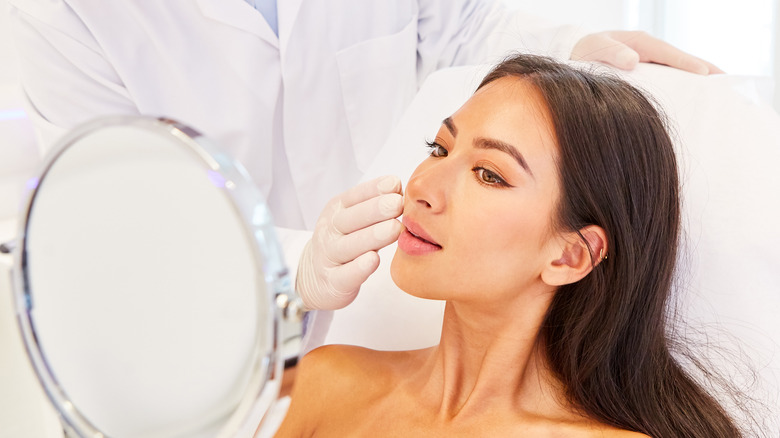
[13,0,436,228]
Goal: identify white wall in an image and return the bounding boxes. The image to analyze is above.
[0,1,17,85]
[776,0,780,109]
[0,1,39,223]
[505,0,776,74]
[502,0,631,32]
[503,0,779,108]
[662,0,775,76]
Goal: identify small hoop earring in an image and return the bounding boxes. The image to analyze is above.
[599,248,608,263]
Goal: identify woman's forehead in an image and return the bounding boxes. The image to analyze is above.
[459,77,552,125]
[451,77,557,154]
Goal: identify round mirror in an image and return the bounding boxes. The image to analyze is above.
[11,116,298,437]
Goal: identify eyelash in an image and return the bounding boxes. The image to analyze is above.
[472,167,510,188]
[424,140,511,188]
[425,140,447,157]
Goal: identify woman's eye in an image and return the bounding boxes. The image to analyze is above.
[474,167,509,187]
[425,141,448,158]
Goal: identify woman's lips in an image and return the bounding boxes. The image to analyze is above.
[398,218,442,255]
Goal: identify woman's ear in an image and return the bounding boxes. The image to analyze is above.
[541,225,607,287]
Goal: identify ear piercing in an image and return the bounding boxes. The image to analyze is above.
[599,248,608,263]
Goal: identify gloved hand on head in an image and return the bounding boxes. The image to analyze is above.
[296,176,404,311]
[571,30,723,75]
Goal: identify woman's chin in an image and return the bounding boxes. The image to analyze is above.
[389,249,412,293]
[390,249,446,301]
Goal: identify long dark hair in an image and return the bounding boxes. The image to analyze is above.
[478,54,744,437]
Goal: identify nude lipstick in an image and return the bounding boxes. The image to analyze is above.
[398,218,442,255]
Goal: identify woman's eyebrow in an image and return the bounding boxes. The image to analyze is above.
[443,117,458,137]
[443,116,533,177]
[474,137,534,177]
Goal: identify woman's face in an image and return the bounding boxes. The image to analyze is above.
[390,77,563,304]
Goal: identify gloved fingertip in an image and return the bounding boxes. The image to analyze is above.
[379,193,404,216]
[690,60,710,76]
[372,219,403,241]
[708,64,725,75]
[377,175,402,193]
[614,48,640,70]
[357,251,379,271]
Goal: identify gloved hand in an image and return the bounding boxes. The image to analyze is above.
[296,175,404,310]
[572,30,723,75]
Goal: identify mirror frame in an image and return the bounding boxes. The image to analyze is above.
[11,115,301,437]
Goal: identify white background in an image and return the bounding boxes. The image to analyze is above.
[504,0,778,81]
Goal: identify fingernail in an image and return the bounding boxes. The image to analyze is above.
[373,220,399,240]
[377,175,400,193]
[379,194,403,216]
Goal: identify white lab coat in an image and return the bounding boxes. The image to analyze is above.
[7,1,588,398]
[8,0,586,230]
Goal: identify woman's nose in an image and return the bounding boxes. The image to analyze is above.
[405,161,447,214]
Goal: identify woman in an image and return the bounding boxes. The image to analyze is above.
[275,54,745,437]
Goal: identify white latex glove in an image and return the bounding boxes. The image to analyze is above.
[572,30,723,75]
[297,176,404,310]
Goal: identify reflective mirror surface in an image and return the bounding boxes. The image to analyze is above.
[13,117,291,437]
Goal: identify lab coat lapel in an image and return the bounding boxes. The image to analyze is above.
[195,0,278,47]
[277,0,303,49]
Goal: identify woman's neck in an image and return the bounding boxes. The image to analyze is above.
[407,288,574,424]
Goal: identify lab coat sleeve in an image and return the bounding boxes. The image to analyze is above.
[8,0,140,151]
[416,0,589,83]
[274,227,313,297]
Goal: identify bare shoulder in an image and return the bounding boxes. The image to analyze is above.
[274,345,420,437]
[598,427,651,438]
[296,344,404,388]
[287,344,384,404]
[554,417,652,438]
[302,343,426,380]
[274,345,365,436]
[620,431,651,438]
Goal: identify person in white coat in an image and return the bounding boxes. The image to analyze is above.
[7,0,720,323]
